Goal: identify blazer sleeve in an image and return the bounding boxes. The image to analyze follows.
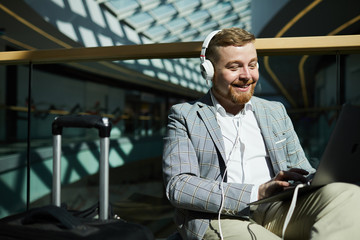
[163,104,253,217]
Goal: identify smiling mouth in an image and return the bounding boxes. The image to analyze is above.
[232,82,253,89]
[234,84,250,88]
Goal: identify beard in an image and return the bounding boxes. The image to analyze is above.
[213,81,256,106]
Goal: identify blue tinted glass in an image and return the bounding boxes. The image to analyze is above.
[128,12,153,26]
[108,0,138,11]
[146,25,168,36]
[151,4,176,17]
[187,10,209,23]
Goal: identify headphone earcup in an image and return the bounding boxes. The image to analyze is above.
[200,59,214,83]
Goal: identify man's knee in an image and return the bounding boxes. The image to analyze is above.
[319,182,360,199]
[309,183,360,239]
[312,182,360,215]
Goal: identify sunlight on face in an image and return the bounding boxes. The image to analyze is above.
[212,43,259,111]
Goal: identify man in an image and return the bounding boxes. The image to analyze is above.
[162,28,360,240]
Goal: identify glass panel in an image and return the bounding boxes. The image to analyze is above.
[0,59,190,218]
[107,0,139,12]
[0,52,358,223]
[209,2,232,17]
[257,54,350,168]
[144,25,168,39]
[151,4,177,20]
[0,63,30,217]
[165,18,189,35]
[173,0,200,11]
[127,12,153,28]
[187,9,209,24]
[345,54,360,105]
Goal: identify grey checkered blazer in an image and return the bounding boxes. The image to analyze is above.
[163,91,315,240]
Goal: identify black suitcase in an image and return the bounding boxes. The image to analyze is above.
[0,115,154,240]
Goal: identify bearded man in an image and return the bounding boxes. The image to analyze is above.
[162,27,360,240]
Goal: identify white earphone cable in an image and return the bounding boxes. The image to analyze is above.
[281,183,308,239]
[218,118,241,240]
[218,167,227,240]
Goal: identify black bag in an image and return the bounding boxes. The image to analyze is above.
[0,205,154,240]
[0,115,154,240]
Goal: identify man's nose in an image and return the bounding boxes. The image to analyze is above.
[239,66,251,79]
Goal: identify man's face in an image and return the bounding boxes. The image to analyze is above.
[211,43,259,109]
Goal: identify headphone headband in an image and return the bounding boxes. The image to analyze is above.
[200,30,221,62]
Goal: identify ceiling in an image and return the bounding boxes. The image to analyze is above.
[0,0,253,101]
[99,0,252,43]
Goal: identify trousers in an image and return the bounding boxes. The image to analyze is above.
[203,182,360,240]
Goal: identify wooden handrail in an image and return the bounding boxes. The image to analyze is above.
[0,35,359,65]
[255,34,360,55]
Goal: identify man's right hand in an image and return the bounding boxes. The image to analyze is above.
[258,168,309,200]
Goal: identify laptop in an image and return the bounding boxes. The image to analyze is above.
[249,104,360,205]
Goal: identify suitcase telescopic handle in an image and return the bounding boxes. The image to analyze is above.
[51,115,111,220]
[52,115,112,137]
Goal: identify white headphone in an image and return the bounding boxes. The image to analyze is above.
[200,30,221,83]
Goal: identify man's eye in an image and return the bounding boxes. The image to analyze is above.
[228,65,239,70]
[249,64,257,69]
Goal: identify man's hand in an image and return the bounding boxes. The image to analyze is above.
[258,168,309,200]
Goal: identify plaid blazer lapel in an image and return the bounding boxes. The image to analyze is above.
[197,93,227,163]
[252,97,281,173]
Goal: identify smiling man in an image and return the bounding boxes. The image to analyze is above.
[162,28,360,240]
[211,37,259,115]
